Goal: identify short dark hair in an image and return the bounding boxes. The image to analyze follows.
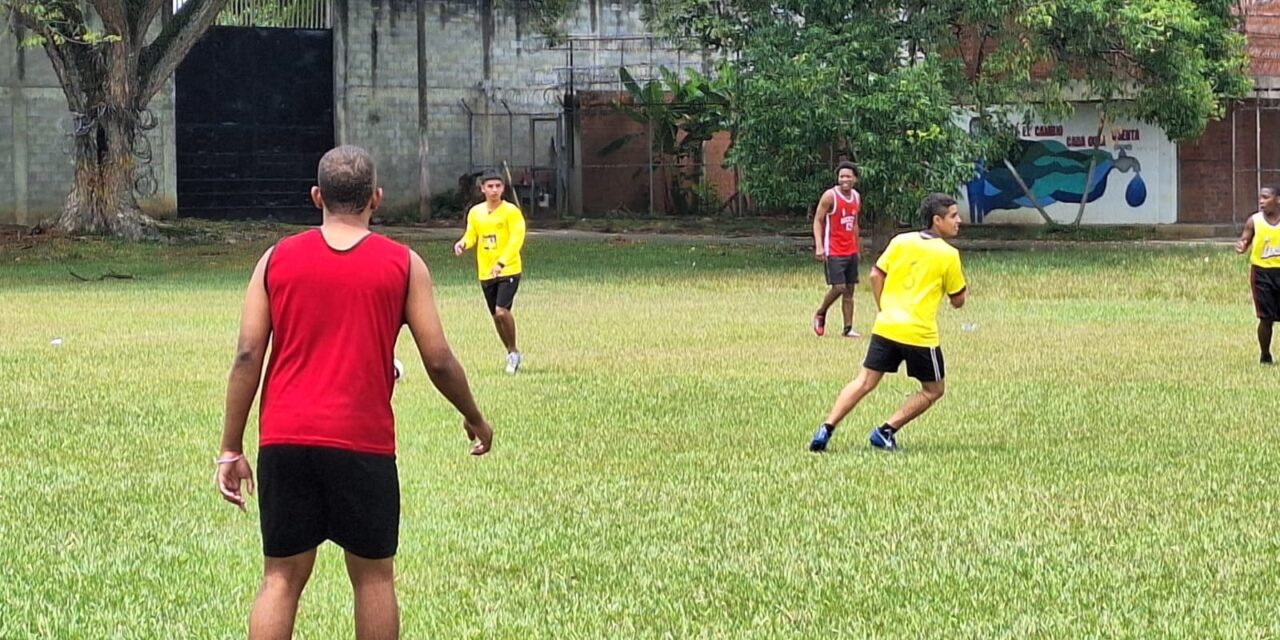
[479,171,505,185]
[835,161,859,178]
[1263,185,1280,197]
[317,146,376,215]
[918,193,958,229]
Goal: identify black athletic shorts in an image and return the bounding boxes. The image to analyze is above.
[258,445,400,559]
[1252,266,1280,320]
[481,274,521,315]
[863,334,946,382]
[825,255,859,286]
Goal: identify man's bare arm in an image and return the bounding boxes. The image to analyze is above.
[404,250,492,454]
[813,191,833,260]
[870,266,886,310]
[220,248,273,455]
[1238,215,1256,254]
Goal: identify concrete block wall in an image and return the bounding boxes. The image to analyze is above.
[335,0,697,216]
[0,34,177,226]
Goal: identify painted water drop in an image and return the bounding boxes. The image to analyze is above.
[1125,173,1147,207]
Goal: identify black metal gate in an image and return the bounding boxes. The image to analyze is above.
[175,26,333,221]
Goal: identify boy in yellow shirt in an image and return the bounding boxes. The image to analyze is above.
[454,172,527,373]
[810,193,968,452]
[1235,185,1280,364]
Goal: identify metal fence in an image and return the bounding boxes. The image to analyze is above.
[173,0,330,29]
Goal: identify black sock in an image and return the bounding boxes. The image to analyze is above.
[822,422,836,432]
[880,423,898,434]
[843,325,853,335]
[1264,353,1274,364]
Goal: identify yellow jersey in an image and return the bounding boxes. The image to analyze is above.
[1250,212,1280,269]
[871,231,967,347]
[462,200,526,280]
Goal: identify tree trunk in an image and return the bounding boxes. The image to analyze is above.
[56,108,153,240]
[1072,107,1109,226]
[1001,158,1057,225]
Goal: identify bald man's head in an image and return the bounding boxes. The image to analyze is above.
[317,146,377,215]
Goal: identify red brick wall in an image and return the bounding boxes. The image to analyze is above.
[579,91,736,215]
[1179,103,1280,223]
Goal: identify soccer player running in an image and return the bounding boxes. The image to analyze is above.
[1236,185,1280,365]
[215,146,493,640]
[812,161,864,338]
[455,171,527,374]
[810,193,967,452]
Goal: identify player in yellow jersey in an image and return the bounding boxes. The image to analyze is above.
[1235,186,1280,365]
[809,193,967,452]
[455,172,527,373]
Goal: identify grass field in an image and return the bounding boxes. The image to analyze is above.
[2,230,1277,639]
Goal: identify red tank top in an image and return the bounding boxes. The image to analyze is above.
[259,229,409,455]
[824,187,861,257]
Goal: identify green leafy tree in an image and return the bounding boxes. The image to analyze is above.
[641,0,1251,226]
[1027,0,1252,224]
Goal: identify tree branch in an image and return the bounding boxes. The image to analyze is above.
[134,0,168,43]
[22,23,89,111]
[137,0,229,106]
[89,0,129,38]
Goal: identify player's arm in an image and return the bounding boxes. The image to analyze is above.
[495,207,526,274]
[869,266,886,310]
[455,210,477,255]
[812,191,833,261]
[404,250,492,455]
[869,235,901,310]
[1237,215,1256,254]
[946,254,968,308]
[216,247,274,510]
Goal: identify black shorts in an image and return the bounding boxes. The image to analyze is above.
[481,274,521,315]
[825,255,859,286]
[863,334,946,382]
[1252,266,1280,320]
[258,445,400,559]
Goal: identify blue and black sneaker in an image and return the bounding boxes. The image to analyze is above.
[869,426,898,451]
[809,423,835,452]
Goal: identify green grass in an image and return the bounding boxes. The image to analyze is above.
[2,232,1277,639]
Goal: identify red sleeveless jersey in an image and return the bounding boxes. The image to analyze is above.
[824,187,861,257]
[259,229,409,455]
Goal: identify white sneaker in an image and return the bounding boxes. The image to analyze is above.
[505,352,521,374]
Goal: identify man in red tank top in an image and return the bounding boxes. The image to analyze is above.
[215,146,493,639]
[811,161,863,338]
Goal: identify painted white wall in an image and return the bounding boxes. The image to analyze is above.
[957,103,1177,224]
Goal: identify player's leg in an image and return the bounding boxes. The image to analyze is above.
[251,446,325,639]
[810,335,896,452]
[1260,319,1274,364]
[824,366,884,426]
[346,554,398,640]
[1252,267,1276,364]
[872,345,947,450]
[249,549,318,640]
[885,380,945,431]
[492,277,521,372]
[815,259,846,336]
[815,287,844,336]
[320,448,401,639]
[840,256,859,337]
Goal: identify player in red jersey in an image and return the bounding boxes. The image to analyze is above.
[812,161,863,338]
[215,146,492,639]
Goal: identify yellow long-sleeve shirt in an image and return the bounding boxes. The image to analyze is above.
[462,200,526,280]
